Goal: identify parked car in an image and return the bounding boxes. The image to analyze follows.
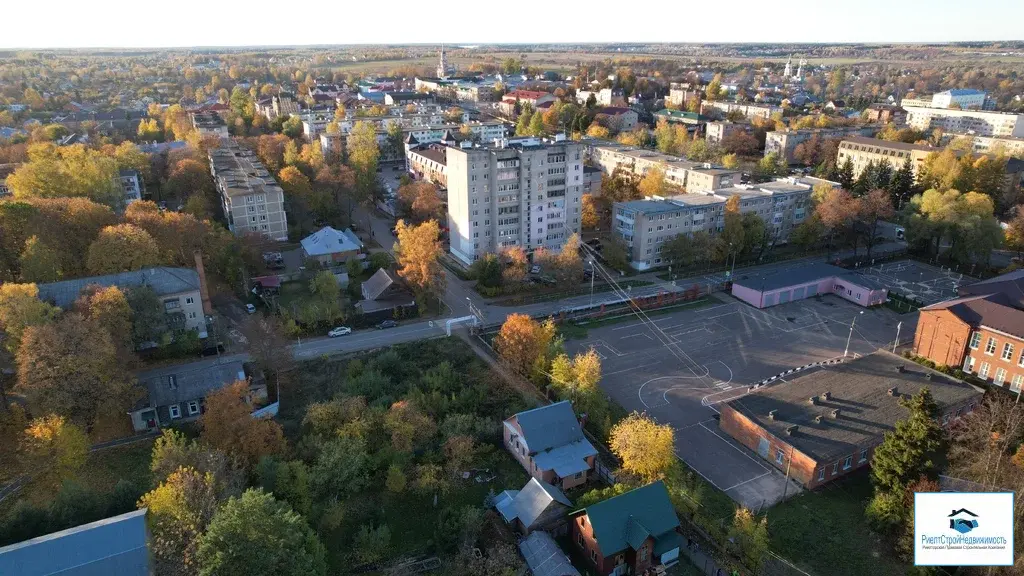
[530,265,541,274]
[245,303,256,314]
[328,326,352,338]
[377,319,398,329]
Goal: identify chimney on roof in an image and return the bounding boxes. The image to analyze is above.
[822,391,832,401]
[814,415,824,424]
[785,425,798,436]
[194,251,213,316]
[808,396,818,405]
[830,408,841,418]
[896,365,905,373]
[768,409,778,420]
[888,387,898,397]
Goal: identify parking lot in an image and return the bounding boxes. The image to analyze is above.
[566,293,912,509]
[857,260,974,306]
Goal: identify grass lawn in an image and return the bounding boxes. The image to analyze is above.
[766,471,905,576]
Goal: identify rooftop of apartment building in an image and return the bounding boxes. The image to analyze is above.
[904,105,1021,117]
[587,140,717,171]
[840,136,936,153]
[616,177,815,215]
[409,145,448,166]
[209,143,283,198]
[190,110,226,127]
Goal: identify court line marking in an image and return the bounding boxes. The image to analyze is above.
[699,422,772,473]
[723,472,773,492]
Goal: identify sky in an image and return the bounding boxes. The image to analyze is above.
[5,0,1024,49]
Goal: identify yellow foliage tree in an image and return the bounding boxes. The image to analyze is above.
[609,412,676,480]
[394,219,445,295]
[138,466,219,574]
[22,415,88,487]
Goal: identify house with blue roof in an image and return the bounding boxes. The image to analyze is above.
[0,509,150,576]
[570,481,681,575]
[503,401,598,491]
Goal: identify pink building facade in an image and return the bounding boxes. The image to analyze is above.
[731,264,887,309]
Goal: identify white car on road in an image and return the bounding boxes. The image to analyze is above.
[327,326,352,338]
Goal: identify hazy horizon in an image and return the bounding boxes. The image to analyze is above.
[6,0,1024,49]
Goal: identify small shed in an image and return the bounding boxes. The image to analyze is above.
[518,531,581,576]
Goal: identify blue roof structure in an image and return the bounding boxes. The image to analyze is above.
[0,509,149,576]
[513,401,586,453]
[36,267,200,309]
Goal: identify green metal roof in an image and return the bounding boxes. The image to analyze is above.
[655,109,700,121]
[653,531,682,556]
[578,481,679,556]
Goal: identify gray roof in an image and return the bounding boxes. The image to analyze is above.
[0,509,149,576]
[727,350,984,462]
[959,268,1024,309]
[37,267,200,309]
[361,268,395,301]
[923,292,1024,338]
[733,263,884,293]
[509,478,572,528]
[518,531,582,576]
[511,401,585,453]
[301,226,361,256]
[136,360,247,410]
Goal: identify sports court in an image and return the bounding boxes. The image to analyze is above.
[857,260,975,306]
[567,294,912,509]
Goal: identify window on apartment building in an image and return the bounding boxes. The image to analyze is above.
[1006,343,1019,361]
[995,368,1008,384]
[590,550,597,562]
[169,405,181,419]
[1013,375,1024,393]
[185,297,194,305]
[980,362,991,378]
[577,533,584,547]
[965,356,975,371]
[832,461,839,475]
[775,449,784,464]
[843,456,853,470]
[860,449,868,462]
[986,337,998,355]
[969,332,981,349]
[818,468,825,481]
[187,401,200,415]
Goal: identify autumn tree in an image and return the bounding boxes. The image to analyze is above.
[549,348,609,434]
[18,236,62,283]
[610,412,676,480]
[21,415,88,489]
[1005,206,1024,256]
[494,314,554,378]
[139,466,219,576]
[501,246,529,287]
[315,164,357,223]
[0,282,59,355]
[240,315,294,385]
[816,188,860,259]
[384,400,437,453]
[347,121,380,206]
[536,233,584,285]
[397,181,443,223]
[150,429,244,500]
[74,284,133,355]
[638,166,667,198]
[860,189,896,259]
[394,219,446,296]
[86,224,160,274]
[200,380,286,470]
[7,143,123,208]
[581,194,600,229]
[728,508,770,571]
[16,313,133,428]
[196,489,327,576]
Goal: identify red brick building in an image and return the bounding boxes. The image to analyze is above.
[719,351,983,489]
[570,481,681,575]
[914,269,1024,393]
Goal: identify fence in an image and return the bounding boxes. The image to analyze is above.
[885,291,924,314]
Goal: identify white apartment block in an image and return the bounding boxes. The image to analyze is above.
[612,178,817,271]
[701,101,782,121]
[955,134,1024,157]
[667,83,700,107]
[302,110,469,139]
[587,141,739,193]
[119,169,144,205]
[209,141,288,241]
[764,126,877,163]
[320,121,507,162]
[446,137,585,265]
[904,106,1024,138]
[901,89,989,111]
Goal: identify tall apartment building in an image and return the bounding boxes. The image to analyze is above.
[667,83,700,107]
[836,137,937,178]
[587,141,739,193]
[611,178,816,271]
[208,141,288,241]
[700,101,781,121]
[764,126,877,163]
[903,106,1024,138]
[445,137,585,265]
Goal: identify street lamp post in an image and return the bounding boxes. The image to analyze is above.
[589,260,595,307]
[892,321,903,354]
[844,311,865,358]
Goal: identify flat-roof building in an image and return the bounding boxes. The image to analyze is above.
[765,126,877,163]
[189,110,228,138]
[730,262,887,309]
[209,141,288,241]
[904,106,1024,138]
[587,141,738,193]
[719,350,983,489]
[836,136,937,178]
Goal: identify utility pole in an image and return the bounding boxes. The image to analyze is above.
[844,311,864,358]
[892,321,902,354]
[781,452,793,500]
[588,260,595,307]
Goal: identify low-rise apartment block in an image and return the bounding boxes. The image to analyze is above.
[863,103,907,125]
[575,88,625,107]
[837,136,936,178]
[701,101,781,121]
[901,89,990,111]
[765,126,877,163]
[189,111,228,138]
[209,141,288,241]
[587,141,738,193]
[594,107,638,131]
[904,106,1024,138]
[705,121,751,145]
[949,134,1024,157]
[406,141,449,187]
[667,83,701,107]
[446,136,585,265]
[611,178,814,271]
[119,169,145,205]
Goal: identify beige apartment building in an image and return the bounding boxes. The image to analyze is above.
[612,178,818,271]
[445,136,585,265]
[587,141,738,193]
[904,106,1024,138]
[701,101,782,121]
[836,137,936,178]
[209,141,288,241]
[765,126,878,163]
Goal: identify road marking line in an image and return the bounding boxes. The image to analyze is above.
[674,455,725,491]
[699,422,772,472]
[604,361,662,376]
[723,472,773,492]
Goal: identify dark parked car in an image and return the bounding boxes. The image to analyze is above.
[377,319,398,329]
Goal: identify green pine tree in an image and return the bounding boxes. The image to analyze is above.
[838,157,855,191]
[870,388,946,495]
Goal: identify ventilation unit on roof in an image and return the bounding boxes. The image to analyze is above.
[830,408,841,418]
[785,425,798,436]
[768,410,778,420]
